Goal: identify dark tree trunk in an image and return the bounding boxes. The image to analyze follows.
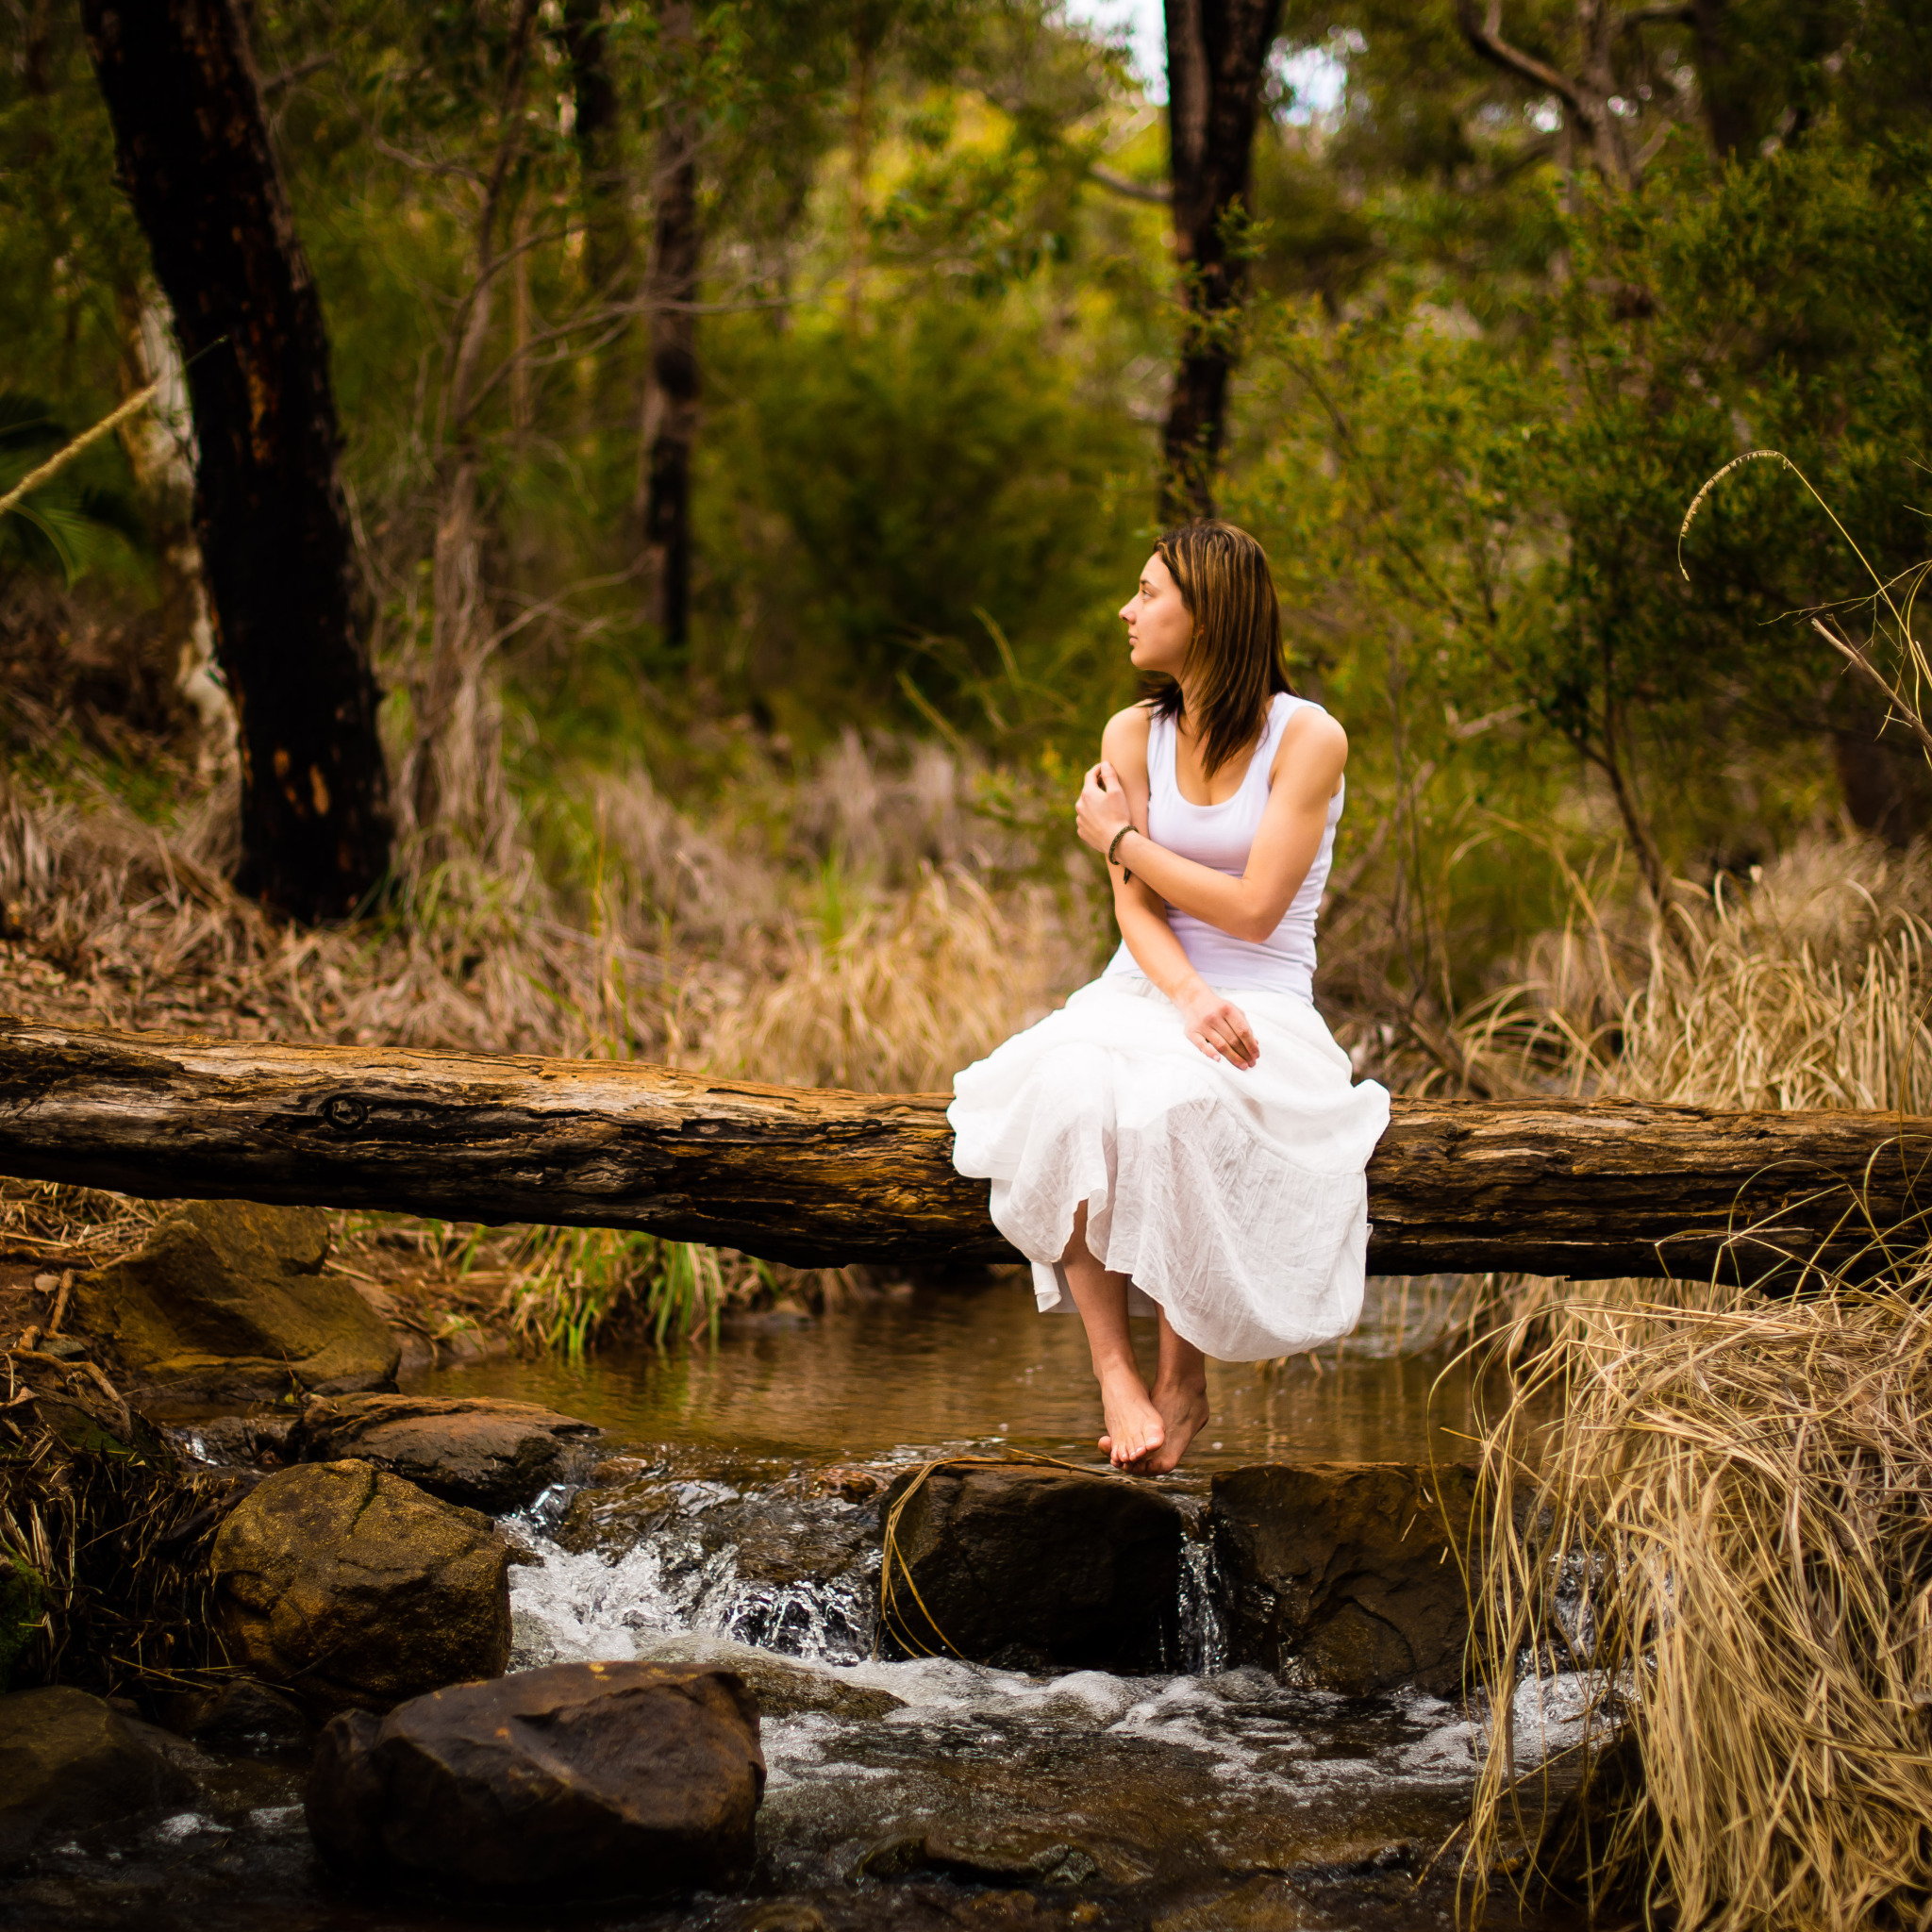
[636,0,701,657]
[1688,0,1754,159]
[80,0,392,924]
[559,0,630,299]
[1159,0,1283,523]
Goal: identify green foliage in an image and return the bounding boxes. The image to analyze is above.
[505,1226,752,1355]
[0,1550,46,1692]
[702,302,1143,742]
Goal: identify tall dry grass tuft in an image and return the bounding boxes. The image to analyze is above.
[1457,834,1932,1113]
[1456,854,1932,1919]
[1466,1285,1932,1932]
[708,866,1081,1091]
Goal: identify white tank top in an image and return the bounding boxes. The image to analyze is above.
[1103,691,1341,1003]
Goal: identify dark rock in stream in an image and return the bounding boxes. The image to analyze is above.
[291,1391,599,1509]
[1212,1461,1481,1694]
[72,1202,399,1407]
[878,1463,1183,1671]
[209,1460,511,1714]
[0,1685,194,1867]
[156,1676,312,1751]
[306,1659,765,1895]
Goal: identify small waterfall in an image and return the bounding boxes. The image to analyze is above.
[1175,1503,1227,1674]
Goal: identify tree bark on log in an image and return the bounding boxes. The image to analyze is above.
[80,0,392,923]
[4,1018,1930,1287]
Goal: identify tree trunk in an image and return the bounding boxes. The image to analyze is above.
[1159,0,1284,523]
[3,1016,1924,1289]
[406,0,541,866]
[79,0,392,923]
[559,0,629,301]
[112,288,236,782]
[637,0,702,657]
[1688,0,1754,159]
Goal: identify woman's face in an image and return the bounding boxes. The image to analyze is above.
[1120,553,1191,678]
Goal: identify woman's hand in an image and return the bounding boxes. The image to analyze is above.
[1177,983,1260,1071]
[1076,759,1133,857]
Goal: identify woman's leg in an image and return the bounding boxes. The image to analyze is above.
[1141,1312,1211,1475]
[1059,1205,1165,1469]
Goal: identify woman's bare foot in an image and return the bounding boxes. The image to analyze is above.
[1138,1379,1210,1475]
[1094,1363,1165,1470]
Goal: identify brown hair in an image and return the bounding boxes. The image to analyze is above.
[1148,521,1295,777]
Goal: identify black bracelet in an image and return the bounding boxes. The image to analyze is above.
[1107,824,1134,883]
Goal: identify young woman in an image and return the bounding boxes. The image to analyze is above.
[948,521,1391,1474]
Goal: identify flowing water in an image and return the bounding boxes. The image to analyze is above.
[4,1278,1587,1932]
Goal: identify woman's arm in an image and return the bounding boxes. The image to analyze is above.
[1076,708,1348,945]
[1091,708,1262,1070]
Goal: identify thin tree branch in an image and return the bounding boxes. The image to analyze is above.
[1814,617,1932,762]
[1089,162,1171,205]
[1453,0,1586,115]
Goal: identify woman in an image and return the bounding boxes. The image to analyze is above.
[948,522,1391,1474]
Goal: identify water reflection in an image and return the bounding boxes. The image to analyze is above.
[413,1274,1492,1478]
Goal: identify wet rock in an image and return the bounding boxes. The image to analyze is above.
[169,1412,295,1469]
[306,1659,764,1894]
[157,1677,311,1752]
[557,1469,881,1660]
[209,1460,511,1715]
[291,1392,599,1510]
[850,1824,1136,1889]
[0,1685,193,1866]
[632,1634,906,1721]
[808,1464,885,1502]
[1150,1877,1314,1930]
[73,1202,399,1407]
[1211,1461,1479,1694]
[878,1463,1182,1672]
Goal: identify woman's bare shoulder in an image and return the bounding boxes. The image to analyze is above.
[1101,702,1155,770]
[1271,700,1348,791]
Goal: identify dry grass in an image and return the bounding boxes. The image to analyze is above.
[0,730,1094,1347]
[0,733,1088,1080]
[1466,1284,1932,1932]
[1450,831,1932,1929]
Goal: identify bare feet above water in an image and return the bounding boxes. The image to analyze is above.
[1094,1363,1165,1470]
[1139,1379,1209,1474]
[1101,1379,1208,1474]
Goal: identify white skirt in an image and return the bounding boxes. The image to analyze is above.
[947,974,1391,1360]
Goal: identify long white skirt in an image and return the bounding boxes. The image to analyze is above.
[947,974,1392,1361]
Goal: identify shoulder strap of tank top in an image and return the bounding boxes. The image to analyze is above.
[1256,691,1301,770]
[1147,705,1175,793]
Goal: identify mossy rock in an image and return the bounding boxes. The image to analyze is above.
[74,1201,399,1406]
[209,1460,511,1715]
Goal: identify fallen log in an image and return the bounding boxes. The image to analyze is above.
[2,1016,1929,1283]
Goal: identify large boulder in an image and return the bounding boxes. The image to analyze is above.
[1211,1461,1480,1695]
[878,1463,1182,1672]
[0,1686,193,1866]
[209,1460,511,1715]
[306,1660,764,1895]
[291,1393,598,1511]
[73,1201,398,1407]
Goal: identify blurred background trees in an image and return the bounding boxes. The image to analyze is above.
[3,0,1931,1074]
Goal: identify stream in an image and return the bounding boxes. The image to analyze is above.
[3,1277,1587,1932]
